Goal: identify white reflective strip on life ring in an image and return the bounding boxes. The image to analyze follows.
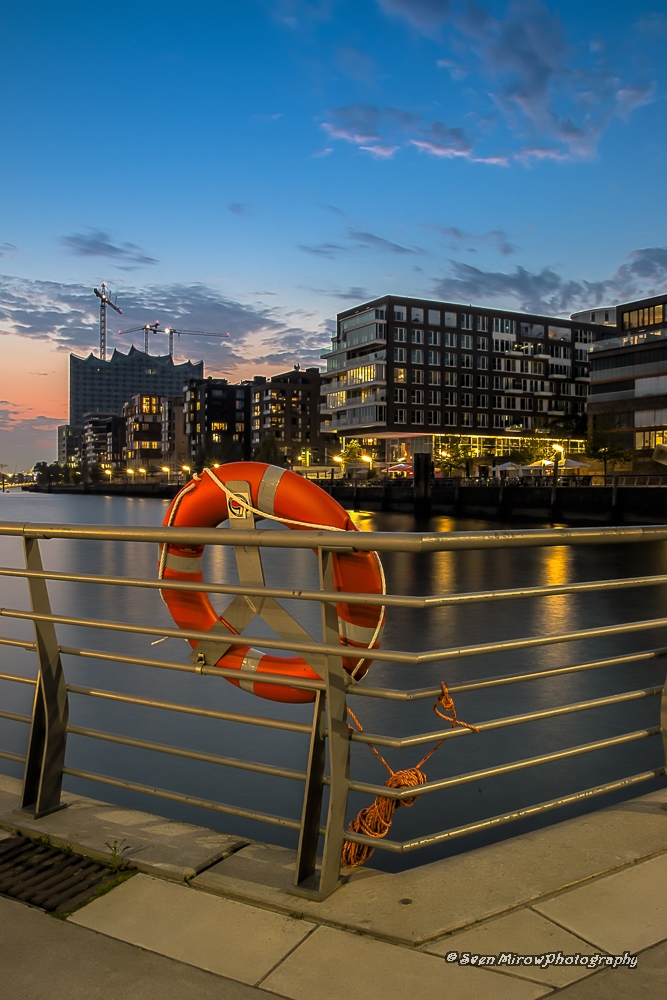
[257,465,285,516]
[163,551,203,574]
[337,617,383,645]
[238,649,264,694]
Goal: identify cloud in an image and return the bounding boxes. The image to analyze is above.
[61,229,158,268]
[0,407,63,469]
[425,224,520,255]
[432,246,667,314]
[227,202,252,216]
[0,275,329,372]
[311,147,333,157]
[0,243,17,258]
[335,47,378,87]
[299,228,424,258]
[371,0,656,163]
[359,144,399,158]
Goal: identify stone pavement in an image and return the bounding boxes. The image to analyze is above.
[1,773,666,999]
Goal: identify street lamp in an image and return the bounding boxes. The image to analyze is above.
[182,464,191,481]
[161,466,170,484]
[138,467,146,482]
[126,468,135,485]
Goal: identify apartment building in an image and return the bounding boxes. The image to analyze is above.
[322,296,602,461]
[183,378,255,464]
[123,394,163,468]
[250,367,329,465]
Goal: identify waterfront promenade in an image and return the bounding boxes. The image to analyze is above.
[1,773,666,999]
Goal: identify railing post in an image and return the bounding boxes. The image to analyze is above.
[19,537,69,818]
[661,669,667,779]
[291,547,350,901]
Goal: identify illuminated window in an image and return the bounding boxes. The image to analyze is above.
[394,368,406,382]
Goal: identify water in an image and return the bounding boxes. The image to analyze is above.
[0,491,665,872]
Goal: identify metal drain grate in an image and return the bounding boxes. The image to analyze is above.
[0,836,122,913]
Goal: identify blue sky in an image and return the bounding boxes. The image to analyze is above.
[1,0,666,465]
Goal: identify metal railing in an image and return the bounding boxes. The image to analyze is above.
[0,517,666,901]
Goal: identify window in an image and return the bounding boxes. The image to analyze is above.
[445,311,457,328]
[394,305,406,321]
[428,390,441,405]
[443,411,457,426]
[394,327,407,342]
[520,323,544,338]
[444,371,457,386]
[476,374,488,389]
[394,347,407,363]
[428,330,441,346]
[395,408,406,424]
[477,412,489,428]
[428,309,441,325]
[460,334,472,350]
[444,332,457,347]
[427,410,441,426]
[411,389,424,404]
[428,350,441,366]
[411,307,424,323]
[210,421,228,431]
[460,411,473,427]
[428,370,441,385]
[622,305,663,330]
[477,355,488,370]
[394,388,406,403]
[461,313,473,330]
[411,329,424,344]
[493,318,516,335]
[412,369,424,383]
[235,399,244,409]
[477,315,489,332]
[461,393,473,407]
[394,367,406,382]
[460,373,473,388]
[411,349,424,364]
[477,336,488,351]
[548,326,571,342]
[412,410,424,425]
[575,383,587,396]
[575,329,595,344]
[444,352,457,367]
[477,394,488,408]
[444,392,457,406]
[461,354,473,368]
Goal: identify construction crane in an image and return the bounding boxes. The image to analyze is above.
[94,283,122,361]
[118,321,230,358]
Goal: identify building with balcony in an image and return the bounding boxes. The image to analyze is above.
[82,412,117,468]
[251,367,330,465]
[586,293,667,468]
[322,297,601,462]
[184,378,255,464]
[123,394,164,468]
[57,424,82,468]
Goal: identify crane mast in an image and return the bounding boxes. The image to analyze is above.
[94,283,122,361]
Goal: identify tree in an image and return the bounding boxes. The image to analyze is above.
[341,439,362,463]
[435,437,471,476]
[585,430,632,476]
[254,432,283,466]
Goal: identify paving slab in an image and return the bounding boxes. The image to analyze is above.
[424,907,600,988]
[534,853,667,955]
[195,785,667,945]
[0,773,247,880]
[0,895,265,1000]
[260,924,551,1000]
[541,938,667,1000]
[69,872,316,986]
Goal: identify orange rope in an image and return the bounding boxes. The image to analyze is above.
[341,683,479,868]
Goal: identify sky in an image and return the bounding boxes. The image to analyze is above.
[1,0,666,468]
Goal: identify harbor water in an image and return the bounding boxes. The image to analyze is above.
[0,491,665,872]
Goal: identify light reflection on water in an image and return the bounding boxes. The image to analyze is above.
[0,492,665,872]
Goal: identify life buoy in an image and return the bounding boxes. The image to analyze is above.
[158,463,385,703]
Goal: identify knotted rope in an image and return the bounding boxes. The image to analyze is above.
[341,683,480,868]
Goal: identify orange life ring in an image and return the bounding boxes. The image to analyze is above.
[158,462,385,703]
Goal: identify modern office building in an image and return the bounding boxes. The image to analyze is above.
[184,377,256,464]
[586,292,667,468]
[322,296,602,462]
[251,367,330,465]
[123,394,164,468]
[69,346,203,427]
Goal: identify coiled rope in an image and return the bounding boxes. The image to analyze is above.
[341,683,480,868]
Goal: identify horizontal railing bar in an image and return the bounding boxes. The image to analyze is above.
[0,671,37,686]
[2,565,667,611]
[65,683,312,735]
[5,520,667,552]
[0,638,36,651]
[352,686,664,749]
[0,749,25,763]
[62,767,308,831]
[5,605,667,668]
[344,768,666,852]
[353,649,667,701]
[0,709,32,724]
[349,727,661,799]
[67,725,307,782]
